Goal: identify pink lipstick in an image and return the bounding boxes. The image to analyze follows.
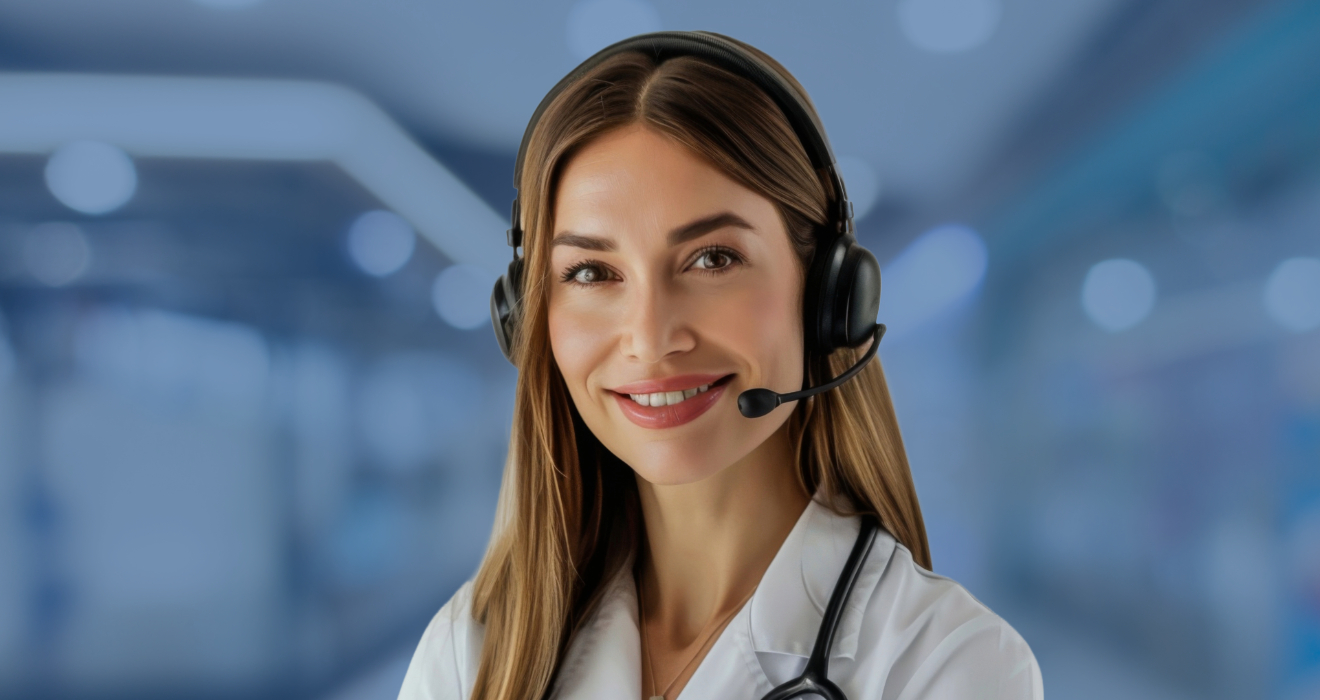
[609,374,733,429]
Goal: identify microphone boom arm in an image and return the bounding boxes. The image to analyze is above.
[737,324,886,418]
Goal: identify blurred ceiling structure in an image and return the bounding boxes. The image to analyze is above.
[0,74,509,274]
[0,0,1110,200]
[0,0,1266,250]
[0,0,1283,366]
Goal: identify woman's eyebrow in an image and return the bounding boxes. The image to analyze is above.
[550,233,614,251]
[667,212,755,246]
[550,211,755,251]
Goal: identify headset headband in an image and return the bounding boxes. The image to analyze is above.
[506,30,852,249]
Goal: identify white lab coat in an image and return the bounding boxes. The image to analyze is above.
[397,497,1043,700]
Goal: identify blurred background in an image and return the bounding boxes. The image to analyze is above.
[0,0,1317,698]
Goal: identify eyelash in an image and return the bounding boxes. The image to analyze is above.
[558,245,745,287]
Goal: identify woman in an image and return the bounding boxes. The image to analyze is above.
[399,31,1042,700]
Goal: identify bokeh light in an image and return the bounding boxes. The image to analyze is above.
[44,140,138,215]
[432,264,496,330]
[565,0,661,61]
[897,0,1002,53]
[347,210,416,277]
[1263,257,1320,332]
[1081,258,1157,332]
[882,224,989,338]
[24,222,91,286]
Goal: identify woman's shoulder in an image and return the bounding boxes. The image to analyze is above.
[853,533,1043,699]
[397,580,485,700]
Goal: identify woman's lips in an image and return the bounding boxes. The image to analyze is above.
[610,375,732,429]
[611,373,729,395]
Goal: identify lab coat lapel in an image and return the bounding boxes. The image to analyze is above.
[747,498,893,665]
[551,498,896,698]
[550,562,642,699]
[554,558,772,700]
[799,500,892,661]
[675,605,771,700]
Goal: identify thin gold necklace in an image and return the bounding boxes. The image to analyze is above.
[639,576,757,700]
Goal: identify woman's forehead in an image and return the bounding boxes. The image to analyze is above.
[552,126,773,240]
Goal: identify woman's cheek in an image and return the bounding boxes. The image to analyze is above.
[548,300,614,395]
[701,280,799,379]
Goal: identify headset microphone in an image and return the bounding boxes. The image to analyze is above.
[737,324,885,418]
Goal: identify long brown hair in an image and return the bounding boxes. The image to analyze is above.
[470,37,929,700]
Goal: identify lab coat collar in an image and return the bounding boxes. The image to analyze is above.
[548,495,895,698]
[550,554,643,699]
[747,496,892,662]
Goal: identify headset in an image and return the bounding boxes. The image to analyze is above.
[489,30,885,419]
[490,33,886,699]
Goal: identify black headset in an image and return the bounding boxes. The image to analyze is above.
[489,31,882,403]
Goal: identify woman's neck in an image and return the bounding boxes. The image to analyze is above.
[635,422,809,645]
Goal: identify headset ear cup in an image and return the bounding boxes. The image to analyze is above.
[805,233,882,354]
[804,234,848,356]
[808,230,882,355]
[838,245,881,348]
[490,257,525,363]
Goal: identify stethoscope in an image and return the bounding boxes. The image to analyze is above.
[760,514,879,700]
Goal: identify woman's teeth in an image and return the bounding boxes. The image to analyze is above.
[629,384,710,407]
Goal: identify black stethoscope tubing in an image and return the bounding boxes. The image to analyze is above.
[760,514,880,700]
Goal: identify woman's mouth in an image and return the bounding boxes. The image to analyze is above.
[610,374,734,429]
[626,381,712,407]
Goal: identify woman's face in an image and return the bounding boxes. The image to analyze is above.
[547,124,804,486]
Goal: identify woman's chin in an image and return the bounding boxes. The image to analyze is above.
[604,418,781,489]
[624,451,731,488]
[631,465,723,487]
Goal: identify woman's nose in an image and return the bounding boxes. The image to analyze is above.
[618,281,696,363]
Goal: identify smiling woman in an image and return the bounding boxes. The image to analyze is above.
[397,31,1040,700]
[548,125,808,477]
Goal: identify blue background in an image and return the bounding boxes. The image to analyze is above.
[0,0,1318,698]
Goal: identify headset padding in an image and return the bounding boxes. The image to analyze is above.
[490,257,523,362]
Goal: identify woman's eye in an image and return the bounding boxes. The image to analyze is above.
[692,248,738,271]
[562,262,612,285]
